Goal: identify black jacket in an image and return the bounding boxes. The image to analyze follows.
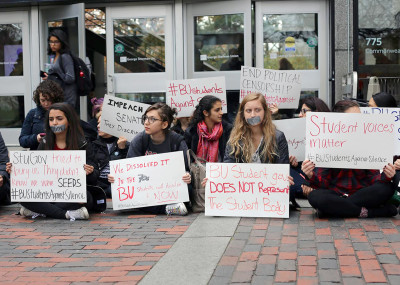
[0,132,10,204]
[92,137,129,171]
[223,130,289,164]
[38,137,99,185]
[184,120,233,162]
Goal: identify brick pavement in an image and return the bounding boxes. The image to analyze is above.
[210,208,400,285]
[0,204,198,284]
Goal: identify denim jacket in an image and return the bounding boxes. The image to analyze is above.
[19,107,46,150]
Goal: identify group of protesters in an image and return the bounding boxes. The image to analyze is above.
[0,78,399,221]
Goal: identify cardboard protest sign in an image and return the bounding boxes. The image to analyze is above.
[10,151,86,202]
[99,95,150,141]
[166,76,227,117]
[240,66,302,108]
[110,151,189,210]
[361,107,400,155]
[205,163,290,218]
[305,112,394,169]
[274,118,306,161]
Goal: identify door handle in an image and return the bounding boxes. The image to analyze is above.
[107,75,114,95]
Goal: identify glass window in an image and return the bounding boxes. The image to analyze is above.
[358,0,400,99]
[116,92,165,104]
[113,18,165,73]
[263,13,318,70]
[0,96,24,128]
[194,14,244,72]
[0,24,23,77]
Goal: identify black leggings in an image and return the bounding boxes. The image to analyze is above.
[308,182,395,218]
[21,191,94,219]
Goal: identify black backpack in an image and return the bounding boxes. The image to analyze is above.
[60,52,94,97]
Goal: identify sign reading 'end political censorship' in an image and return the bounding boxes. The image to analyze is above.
[240,66,302,108]
[166,77,227,117]
[110,151,189,210]
[274,118,306,161]
[205,163,290,218]
[100,95,150,141]
[10,151,87,202]
[305,112,394,169]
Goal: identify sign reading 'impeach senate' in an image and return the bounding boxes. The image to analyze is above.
[100,95,150,141]
[166,77,227,117]
[305,112,394,169]
[110,151,189,210]
[205,163,290,218]
[240,66,302,108]
[10,151,87,202]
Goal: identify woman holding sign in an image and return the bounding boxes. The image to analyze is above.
[302,100,398,218]
[185,95,232,163]
[9,103,99,220]
[109,103,191,215]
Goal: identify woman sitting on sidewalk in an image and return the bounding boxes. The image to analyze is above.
[8,103,99,220]
[108,103,191,215]
[301,100,398,218]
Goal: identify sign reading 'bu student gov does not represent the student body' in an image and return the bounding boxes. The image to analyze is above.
[305,112,394,169]
[205,163,290,218]
[100,95,150,141]
[110,151,189,210]
[9,151,87,203]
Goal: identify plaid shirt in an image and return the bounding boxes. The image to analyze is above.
[308,168,391,196]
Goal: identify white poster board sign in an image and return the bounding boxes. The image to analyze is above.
[305,112,394,169]
[10,151,86,202]
[100,95,150,141]
[274,118,306,161]
[205,163,290,218]
[361,107,400,155]
[110,151,189,210]
[166,76,227,117]
[240,66,302,108]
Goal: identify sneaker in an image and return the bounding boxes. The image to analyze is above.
[19,206,46,219]
[165,202,188,216]
[66,207,89,221]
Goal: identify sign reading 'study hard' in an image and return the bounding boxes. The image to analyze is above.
[10,151,86,202]
[305,112,394,169]
[166,77,227,117]
[205,163,290,218]
[99,95,150,141]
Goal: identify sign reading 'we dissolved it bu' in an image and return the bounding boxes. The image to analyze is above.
[110,151,189,210]
[166,77,227,117]
[10,151,87,202]
[100,95,150,141]
[240,66,302,108]
[305,112,394,169]
[205,163,290,218]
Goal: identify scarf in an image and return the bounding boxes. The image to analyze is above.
[196,121,223,162]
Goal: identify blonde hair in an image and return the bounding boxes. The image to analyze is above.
[229,92,277,162]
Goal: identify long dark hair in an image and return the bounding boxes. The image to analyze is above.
[372,92,397,107]
[47,29,70,55]
[44,103,84,150]
[143,103,177,133]
[302,97,330,112]
[190,95,222,127]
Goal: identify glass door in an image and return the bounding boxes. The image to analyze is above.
[186,0,252,90]
[0,11,31,145]
[255,0,329,105]
[106,4,173,103]
[40,3,87,119]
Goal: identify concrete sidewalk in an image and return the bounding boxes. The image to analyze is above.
[1,202,400,284]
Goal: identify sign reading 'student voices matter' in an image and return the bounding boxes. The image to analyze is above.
[274,118,306,161]
[205,163,290,218]
[100,95,150,141]
[305,112,394,169]
[240,66,302,108]
[166,77,227,117]
[10,151,86,202]
[110,151,189,210]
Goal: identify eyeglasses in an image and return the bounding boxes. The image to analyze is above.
[48,40,60,45]
[300,108,312,114]
[141,115,162,125]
